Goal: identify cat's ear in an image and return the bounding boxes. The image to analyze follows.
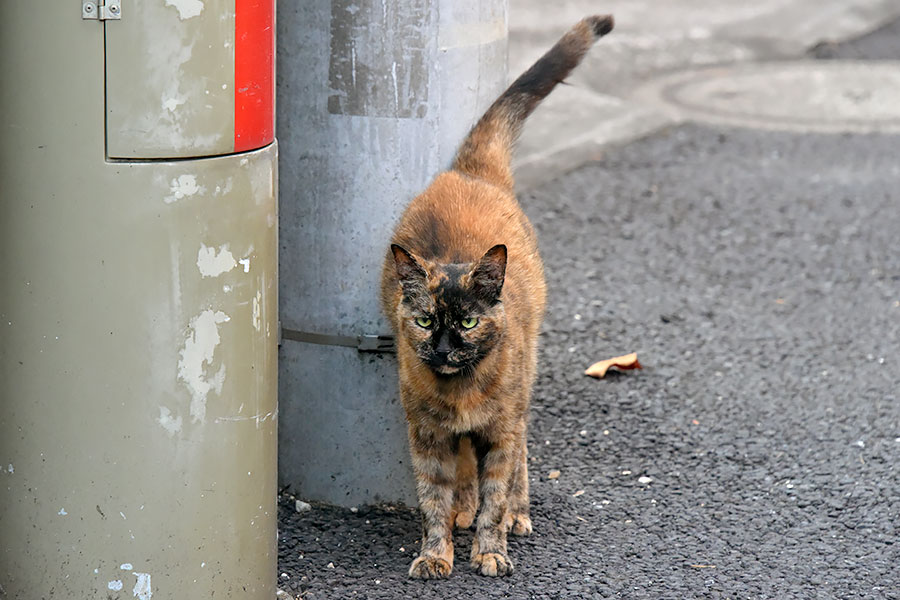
[391,244,427,297]
[471,244,507,303]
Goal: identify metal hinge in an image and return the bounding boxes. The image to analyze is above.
[82,0,121,20]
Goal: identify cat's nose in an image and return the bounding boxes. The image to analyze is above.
[435,331,451,355]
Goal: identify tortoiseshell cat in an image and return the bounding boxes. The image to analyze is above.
[381,15,615,579]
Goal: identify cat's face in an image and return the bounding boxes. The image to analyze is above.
[391,244,507,376]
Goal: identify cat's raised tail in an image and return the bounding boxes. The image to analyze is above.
[452,15,614,190]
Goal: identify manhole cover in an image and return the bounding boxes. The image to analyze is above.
[636,60,900,133]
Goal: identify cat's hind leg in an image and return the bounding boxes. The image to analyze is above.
[504,439,533,536]
[452,435,479,529]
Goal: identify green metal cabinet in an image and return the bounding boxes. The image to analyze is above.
[0,1,277,598]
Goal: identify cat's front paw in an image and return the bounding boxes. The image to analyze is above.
[471,552,514,577]
[409,555,452,579]
[506,513,532,536]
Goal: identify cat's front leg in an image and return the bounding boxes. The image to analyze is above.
[407,424,457,579]
[470,431,519,577]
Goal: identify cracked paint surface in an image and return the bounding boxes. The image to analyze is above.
[177,310,230,424]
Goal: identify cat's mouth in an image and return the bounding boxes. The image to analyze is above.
[429,363,465,377]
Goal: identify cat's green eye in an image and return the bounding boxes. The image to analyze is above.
[415,316,433,328]
[460,317,479,329]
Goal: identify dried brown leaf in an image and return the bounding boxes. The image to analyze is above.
[585,352,642,378]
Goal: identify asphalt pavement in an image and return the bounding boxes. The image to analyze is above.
[277,15,900,600]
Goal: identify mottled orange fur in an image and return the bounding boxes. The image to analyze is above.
[380,15,614,579]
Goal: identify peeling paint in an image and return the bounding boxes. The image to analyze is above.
[165,0,204,20]
[6,463,12,474]
[238,258,251,273]
[211,364,226,397]
[58,508,67,516]
[120,563,134,571]
[164,174,204,204]
[108,580,124,591]
[252,290,262,332]
[157,406,183,436]
[178,310,230,424]
[133,572,152,599]
[197,243,237,277]
[162,97,185,112]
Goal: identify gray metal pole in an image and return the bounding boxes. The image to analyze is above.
[277,0,509,506]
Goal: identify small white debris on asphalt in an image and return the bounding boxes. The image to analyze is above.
[638,476,653,484]
[399,547,405,552]
[621,470,632,475]
[327,562,334,569]
[350,507,358,513]
[295,500,311,513]
[280,572,289,579]
[572,490,585,497]
[854,440,865,448]
[375,579,381,584]
[601,499,610,505]
[579,429,587,436]
[603,430,610,435]
[786,482,794,489]
[548,470,561,479]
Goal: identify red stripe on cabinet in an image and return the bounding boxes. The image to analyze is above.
[234,0,274,152]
